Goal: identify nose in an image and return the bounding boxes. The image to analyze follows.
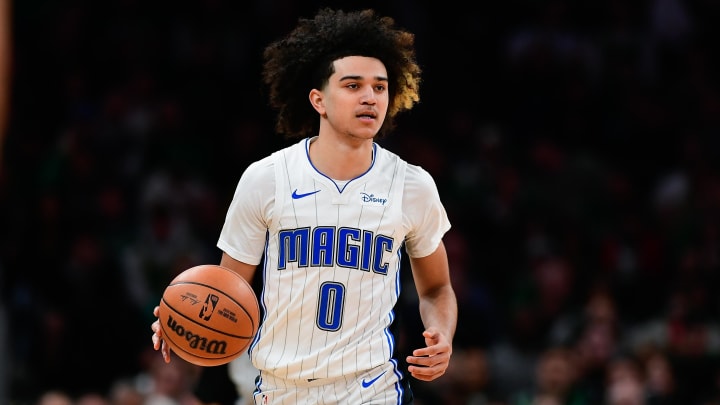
[360,86,376,105]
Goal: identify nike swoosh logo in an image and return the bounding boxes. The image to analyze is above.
[292,189,321,199]
[361,371,386,388]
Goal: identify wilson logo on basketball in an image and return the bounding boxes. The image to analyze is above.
[166,314,228,355]
[199,294,219,320]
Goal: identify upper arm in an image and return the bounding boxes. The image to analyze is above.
[408,240,451,297]
[220,252,258,285]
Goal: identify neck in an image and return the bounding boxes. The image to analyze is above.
[308,135,374,180]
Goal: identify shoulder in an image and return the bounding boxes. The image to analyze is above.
[373,143,440,195]
[240,154,275,184]
[404,162,442,199]
[243,139,303,176]
[236,139,308,191]
[405,162,435,185]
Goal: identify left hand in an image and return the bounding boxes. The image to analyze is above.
[405,327,453,381]
[151,305,172,363]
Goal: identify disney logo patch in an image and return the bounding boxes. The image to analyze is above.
[360,192,388,206]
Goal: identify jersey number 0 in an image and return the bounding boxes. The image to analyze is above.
[317,282,345,331]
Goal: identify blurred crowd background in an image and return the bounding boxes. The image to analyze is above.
[2,0,720,404]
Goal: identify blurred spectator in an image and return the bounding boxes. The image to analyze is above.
[141,356,202,405]
[36,390,73,405]
[508,346,590,405]
[108,380,144,405]
[436,347,495,405]
[605,356,646,405]
[548,282,621,348]
[76,393,111,405]
[546,283,625,404]
[641,349,678,405]
[484,301,542,401]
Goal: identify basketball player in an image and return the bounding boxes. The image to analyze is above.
[151,8,457,404]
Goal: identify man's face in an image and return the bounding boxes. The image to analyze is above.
[314,55,389,141]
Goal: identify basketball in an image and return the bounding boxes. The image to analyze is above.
[158,264,260,366]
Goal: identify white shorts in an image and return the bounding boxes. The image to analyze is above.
[252,361,413,405]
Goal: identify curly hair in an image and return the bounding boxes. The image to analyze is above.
[261,8,422,139]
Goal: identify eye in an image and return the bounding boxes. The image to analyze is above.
[374,84,386,92]
[346,83,359,89]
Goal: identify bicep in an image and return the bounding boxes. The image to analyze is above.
[221,252,258,285]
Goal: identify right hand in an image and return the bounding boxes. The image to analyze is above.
[151,305,172,363]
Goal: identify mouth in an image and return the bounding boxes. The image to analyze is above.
[356,110,377,119]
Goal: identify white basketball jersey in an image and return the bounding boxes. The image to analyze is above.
[218,137,450,381]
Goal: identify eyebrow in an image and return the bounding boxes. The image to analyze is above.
[338,75,389,82]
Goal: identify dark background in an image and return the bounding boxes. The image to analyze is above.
[2,0,720,404]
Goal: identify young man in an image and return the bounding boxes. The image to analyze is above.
[151,8,457,404]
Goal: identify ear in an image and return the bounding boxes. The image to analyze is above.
[309,89,326,115]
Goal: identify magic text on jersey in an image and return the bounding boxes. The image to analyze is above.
[277,226,395,274]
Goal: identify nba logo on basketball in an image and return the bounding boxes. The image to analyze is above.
[199,294,219,320]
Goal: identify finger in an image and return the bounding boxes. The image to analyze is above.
[153,306,160,317]
[408,364,444,381]
[152,333,161,350]
[412,344,448,358]
[412,347,434,357]
[151,320,161,335]
[161,340,171,363]
[407,353,447,368]
[423,329,438,342]
[407,354,428,366]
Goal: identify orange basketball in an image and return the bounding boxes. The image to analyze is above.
[158,264,260,366]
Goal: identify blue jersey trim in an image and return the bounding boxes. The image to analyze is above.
[304,137,377,193]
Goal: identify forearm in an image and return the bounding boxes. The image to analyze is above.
[418,284,457,341]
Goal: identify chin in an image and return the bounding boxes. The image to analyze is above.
[347,131,377,141]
